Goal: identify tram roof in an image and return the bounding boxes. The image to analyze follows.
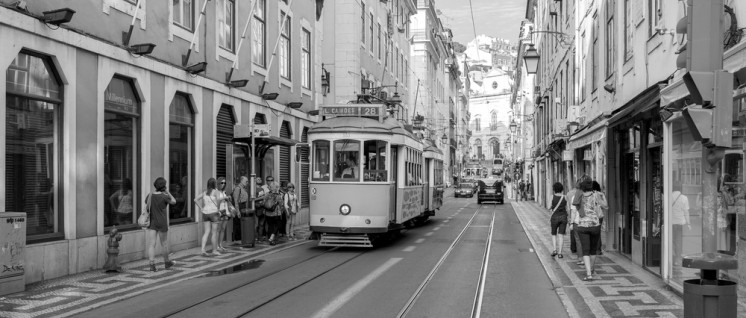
[309,116,416,139]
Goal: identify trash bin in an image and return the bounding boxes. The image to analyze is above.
[240,210,256,247]
[0,212,27,296]
[682,252,738,318]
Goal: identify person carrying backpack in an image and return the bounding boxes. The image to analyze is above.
[263,181,284,245]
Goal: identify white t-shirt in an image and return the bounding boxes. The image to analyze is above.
[671,191,690,225]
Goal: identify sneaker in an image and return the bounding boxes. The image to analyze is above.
[149,263,158,272]
[213,250,223,256]
[165,261,175,269]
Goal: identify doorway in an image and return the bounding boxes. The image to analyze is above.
[645,146,663,272]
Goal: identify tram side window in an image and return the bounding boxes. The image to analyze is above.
[334,139,360,181]
[363,140,387,182]
[312,140,330,181]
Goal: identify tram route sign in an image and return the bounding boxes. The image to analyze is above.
[321,104,384,121]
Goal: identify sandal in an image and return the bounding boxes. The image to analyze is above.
[576,260,585,265]
[551,250,558,257]
[558,254,564,259]
[269,240,276,246]
[582,275,594,281]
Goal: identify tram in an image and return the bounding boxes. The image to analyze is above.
[307,104,443,247]
[491,158,504,176]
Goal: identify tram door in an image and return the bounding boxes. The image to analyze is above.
[424,158,431,211]
[390,146,398,222]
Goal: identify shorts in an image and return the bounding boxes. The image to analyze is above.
[203,212,220,223]
[576,225,602,256]
[550,214,568,235]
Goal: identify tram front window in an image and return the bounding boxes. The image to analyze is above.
[363,140,387,182]
[334,139,360,182]
[312,140,330,181]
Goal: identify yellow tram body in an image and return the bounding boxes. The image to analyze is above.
[307,105,441,247]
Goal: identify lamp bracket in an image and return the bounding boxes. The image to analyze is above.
[530,30,573,47]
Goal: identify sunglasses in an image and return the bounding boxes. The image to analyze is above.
[220,182,226,184]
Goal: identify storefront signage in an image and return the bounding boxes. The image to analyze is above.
[104,77,139,115]
[733,127,746,137]
[562,150,574,161]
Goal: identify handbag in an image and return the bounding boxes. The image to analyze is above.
[138,193,152,228]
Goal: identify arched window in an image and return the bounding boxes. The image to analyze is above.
[169,93,195,222]
[490,111,497,131]
[103,75,141,229]
[6,51,63,238]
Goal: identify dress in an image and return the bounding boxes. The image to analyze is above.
[147,193,170,232]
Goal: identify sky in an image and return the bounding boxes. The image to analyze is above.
[435,0,525,46]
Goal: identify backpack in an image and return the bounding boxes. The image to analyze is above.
[263,192,277,210]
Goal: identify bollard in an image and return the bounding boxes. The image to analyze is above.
[682,252,738,318]
[103,227,123,273]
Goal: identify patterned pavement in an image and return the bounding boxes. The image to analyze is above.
[511,201,685,318]
[0,230,312,318]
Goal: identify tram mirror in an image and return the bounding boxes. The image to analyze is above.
[294,143,310,164]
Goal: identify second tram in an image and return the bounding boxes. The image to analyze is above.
[308,104,443,247]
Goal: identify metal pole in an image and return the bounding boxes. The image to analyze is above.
[250,123,256,211]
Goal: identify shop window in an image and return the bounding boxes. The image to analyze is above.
[334,139,360,182]
[104,76,140,229]
[5,51,63,239]
[168,93,194,223]
[363,140,387,182]
[312,140,330,181]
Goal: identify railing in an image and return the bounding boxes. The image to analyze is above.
[417,0,432,8]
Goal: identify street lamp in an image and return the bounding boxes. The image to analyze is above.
[441,133,448,145]
[523,44,540,75]
[509,120,518,134]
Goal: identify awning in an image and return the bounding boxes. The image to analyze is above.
[608,84,663,127]
[232,135,299,158]
[660,77,689,109]
[567,119,608,150]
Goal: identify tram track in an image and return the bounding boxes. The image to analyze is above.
[162,245,370,317]
[397,202,498,318]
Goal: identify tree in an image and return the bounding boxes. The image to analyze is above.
[453,41,466,53]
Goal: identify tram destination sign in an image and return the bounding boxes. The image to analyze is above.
[321,104,384,121]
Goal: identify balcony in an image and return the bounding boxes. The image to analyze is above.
[417,0,432,8]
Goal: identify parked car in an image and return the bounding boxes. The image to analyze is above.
[477,179,505,204]
[455,183,475,198]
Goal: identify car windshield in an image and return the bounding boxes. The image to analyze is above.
[459,183,472,188]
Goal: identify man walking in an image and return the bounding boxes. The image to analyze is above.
[518,180,526,201]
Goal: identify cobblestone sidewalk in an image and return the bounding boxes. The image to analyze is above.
[512,201,684,318]
[0,228,312,318]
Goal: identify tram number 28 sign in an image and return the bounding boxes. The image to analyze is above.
[322,105,383,119]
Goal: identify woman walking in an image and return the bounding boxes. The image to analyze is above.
[216,177,231,252]
[549,182,568,259]
[592,181,607,255]
[264,181,283,245]
[571,179,608,281]
[146,177,176,272]
[284,183,300,240]
[197,178,226,256]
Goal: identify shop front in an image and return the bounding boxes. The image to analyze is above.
[607,85,664,273]
[660,76,745,297]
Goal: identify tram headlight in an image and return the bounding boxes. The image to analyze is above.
[365,219,371,224]
[339,204,351,215]
[320,218,325,223]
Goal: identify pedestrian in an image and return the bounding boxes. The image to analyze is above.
[571,179,608,281]
[518,180,525,201]
[216,177,231,252]
[232,176,251,241]
[284,182,300,240]
[567,176,587,260]
[549,182,568,259]
[145,177,176,272]
[196,178,226,256]
[525,181,532,200]
[264,181,283,245]
[592,181,607,255]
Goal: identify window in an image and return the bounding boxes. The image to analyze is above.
[475,116,481,131]
[312,140,330,181]
[361,2,366,43]
[648,0,660,38]
[404,59,408,83]
[606,0,615,77]
[333,139,360,182]
[405,148,422,186]
[279,11,291,80]
[377,23,382,58]
[592,15,599,91]
[103,76,140,229]
[624,0,632,61]
[490,111,497,130]
[217,0,235,51]
[6,51,63,239]
[169,93,194,223]
[301,28,311,89]
[395,47,399,77]
[369,13,374,52]
[173,0,194,30]
[363,140,388,182]
[581,31,587,100]
[399,53,404,79]
[252,0,266,67]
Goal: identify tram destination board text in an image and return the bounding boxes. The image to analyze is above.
[322,105,382,118]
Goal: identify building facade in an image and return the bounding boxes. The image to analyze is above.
[1,0,321,283]
[517,0,746,303]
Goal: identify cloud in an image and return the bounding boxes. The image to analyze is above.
[437,0,524,44]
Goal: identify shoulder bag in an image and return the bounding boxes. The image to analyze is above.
[138,193,152,228]
[549,195,564,214]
